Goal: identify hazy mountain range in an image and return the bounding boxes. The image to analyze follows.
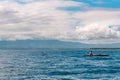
[0,40,120,49]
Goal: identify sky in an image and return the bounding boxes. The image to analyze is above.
[0,0,120,44]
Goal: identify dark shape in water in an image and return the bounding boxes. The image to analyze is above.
[85,51,109,56]
[85,54,109,56]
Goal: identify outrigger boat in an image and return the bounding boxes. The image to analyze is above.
[85,51,109,56]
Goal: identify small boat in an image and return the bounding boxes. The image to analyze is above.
[84,51,109,56]
[85,54,109,56]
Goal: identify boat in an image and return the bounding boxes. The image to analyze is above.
[84,51,109,56]
[85,54,109,56]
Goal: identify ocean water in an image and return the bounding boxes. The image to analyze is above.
[0,49,120,80]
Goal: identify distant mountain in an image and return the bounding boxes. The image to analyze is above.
[0,40,86,49]
[0,40,120,49]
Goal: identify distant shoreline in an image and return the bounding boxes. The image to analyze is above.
[0,48,120,50]
[90,48,120,50]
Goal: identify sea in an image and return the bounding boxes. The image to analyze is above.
[0,49,120,80]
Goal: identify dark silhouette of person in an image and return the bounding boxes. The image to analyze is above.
[89,51,93,56]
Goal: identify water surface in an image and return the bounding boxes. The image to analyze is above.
[0,49,120,80]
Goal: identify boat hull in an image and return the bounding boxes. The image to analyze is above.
[85,54,109,56]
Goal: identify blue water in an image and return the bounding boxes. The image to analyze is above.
[0,49,120,80]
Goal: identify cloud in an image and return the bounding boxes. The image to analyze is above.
[0,0,120,44]
[73,9,120,44]
[0,0,81,40]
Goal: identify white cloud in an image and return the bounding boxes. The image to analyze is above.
[0,0,120,44]
[0,0,81,40]
[73,10,120,44]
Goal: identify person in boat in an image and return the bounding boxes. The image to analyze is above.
[89,51,93,56]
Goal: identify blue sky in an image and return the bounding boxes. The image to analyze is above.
[61,0,120,12]
[15,0,120,8]
[74,0,120,8]
[16,0,27,4]
[0,0,120,44]
[15,0,120,10]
